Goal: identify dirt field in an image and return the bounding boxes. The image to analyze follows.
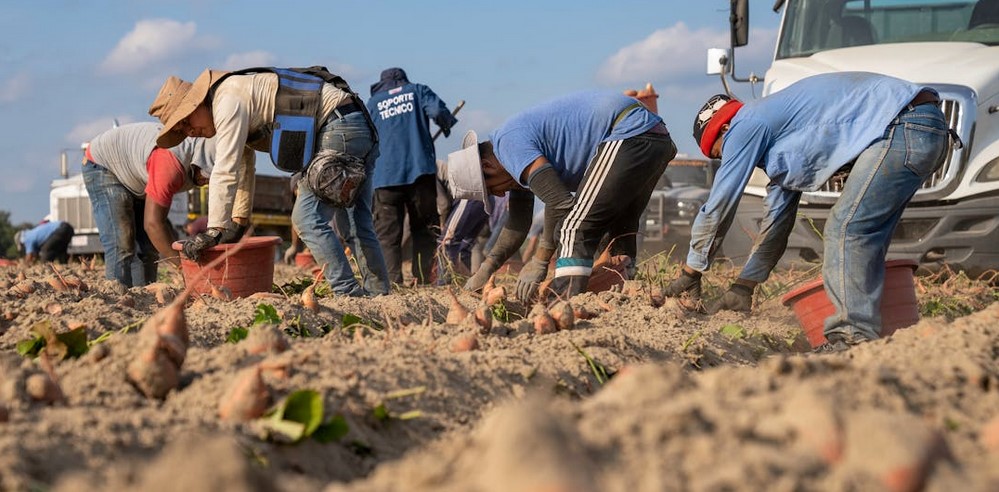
[0,255,997,492]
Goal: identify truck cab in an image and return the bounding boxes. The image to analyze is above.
[717,0,999,276]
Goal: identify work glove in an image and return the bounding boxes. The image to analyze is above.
[707,283,753,314]
[546,275,589,301]
[663,268,702,300]
[464,258,499,292]
[283,245,298,265]
[181,224,246,262]
[516,257,550,303]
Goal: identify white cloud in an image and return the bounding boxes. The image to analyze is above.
[100,19,201,74]
[0,72,31,104]
[597,22,776,87]
[67,116,137,145]
[221,51,277,70]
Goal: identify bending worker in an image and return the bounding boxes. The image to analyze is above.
[15,219,74,264]
[664,72,951,352]
[448,90,676,301]
[148,66,390,297]
[83,122,215,287]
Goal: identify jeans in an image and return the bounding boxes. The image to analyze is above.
[822,103,949,341]
[82,162,159,287]
[292,112,390,296]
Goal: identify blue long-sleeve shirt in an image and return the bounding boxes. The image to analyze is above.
[686,72,925,280]
[21,221,64,255]
[367,69,457,189]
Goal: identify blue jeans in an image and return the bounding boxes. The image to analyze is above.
[822,104,949,341]
[82,162,159,287]
[292,112,390,296]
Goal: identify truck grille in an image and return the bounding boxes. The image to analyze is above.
[57,196,96,230]
[816,98,960,193]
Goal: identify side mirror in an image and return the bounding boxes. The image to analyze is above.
[731,0,749,47]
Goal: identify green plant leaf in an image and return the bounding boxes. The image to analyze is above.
[226,326,249,344]
[372,402,389,422]
[20,323,89,360]
[16,336,45,358]
[260,389,325,443]
[253,304,281,325]
[719,324,746,340]
[570,341,609,385]
[261,419,307,442]
[342,313,363,329]
[313,414,350,443]
[58,327,89,358]
[89,331,113,346]
[280,390,324,438]
[343,313,384,329]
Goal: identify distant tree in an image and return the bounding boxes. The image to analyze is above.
[0,211,34,259]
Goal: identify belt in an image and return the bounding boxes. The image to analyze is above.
[332,102,362,119]
[612,102,643,129]
[906,90,941,111]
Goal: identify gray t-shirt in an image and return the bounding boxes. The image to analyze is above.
[87,122,214,196]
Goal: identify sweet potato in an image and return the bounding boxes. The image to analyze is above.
[25,373,62,404]
[484,286,507,306]
[551,301,575,331]
[473,305,493,334]
[446,288,470,324]
[127,345,180,400]
[218,366,271,422]
[531,304,557,335]
[450,334,479,352]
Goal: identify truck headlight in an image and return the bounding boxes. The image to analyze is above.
[675,200,702,218]
[976,156,999,182]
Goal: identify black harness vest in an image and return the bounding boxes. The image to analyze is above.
[211,66,378,173]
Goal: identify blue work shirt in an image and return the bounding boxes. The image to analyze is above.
[21,221,64,255]
[367,74,457,189]
[687,72,925,279]
[490,90,662,190]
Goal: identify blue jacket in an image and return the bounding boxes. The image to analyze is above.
[367,68,458,188]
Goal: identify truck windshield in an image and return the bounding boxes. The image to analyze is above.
[777,0,999,59]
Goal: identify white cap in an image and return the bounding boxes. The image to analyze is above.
[445,130,493,215]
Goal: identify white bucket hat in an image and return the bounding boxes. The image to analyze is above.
[445,130,493,215]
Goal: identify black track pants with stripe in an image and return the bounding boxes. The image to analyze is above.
[552,131,676,287]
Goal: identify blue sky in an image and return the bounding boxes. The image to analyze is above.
[0,0,780,224]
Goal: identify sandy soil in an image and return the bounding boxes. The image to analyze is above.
[0,257,997,492]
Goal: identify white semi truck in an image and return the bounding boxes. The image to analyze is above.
[712,0,999,276]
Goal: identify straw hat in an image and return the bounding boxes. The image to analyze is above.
[148,69,229,148]
[445,130,493,215]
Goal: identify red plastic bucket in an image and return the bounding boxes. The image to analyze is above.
[171,236,281,298]
[295,251,317,269]
[781,259,920,348]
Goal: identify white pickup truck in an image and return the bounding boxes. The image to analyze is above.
[715,0,999,276]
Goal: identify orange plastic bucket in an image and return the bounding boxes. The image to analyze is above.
[171,236,281,298]
[781,259,920,348]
